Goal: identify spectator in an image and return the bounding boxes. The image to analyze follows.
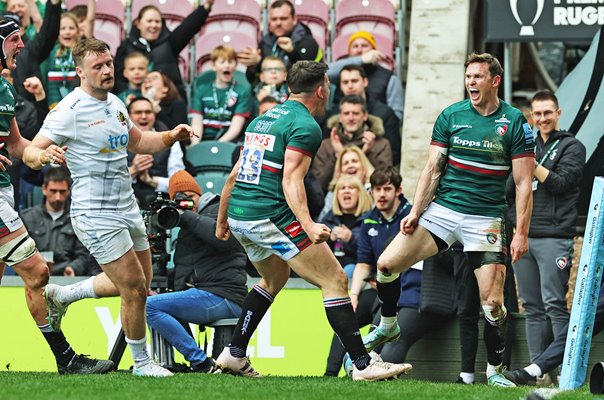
[45,12,81,108]
[508,90,586,375]
[190,45,252,143]
[20,167,100,277]
[11,0,61,103]
[313,95,392,191]
[5,0,43,40]
[257,95,279,116]
[117,51,148,105]
[319,175,373,279]
[68,0,95,39]
[328,65,401,166]
[141,71,187,129]
[237,0,322,82]
[328,30,404,121]
[146,170,248,373]
[114,0,214,100]
[254,56,289,105]
[318,145,374,219]
[127,97,184,208]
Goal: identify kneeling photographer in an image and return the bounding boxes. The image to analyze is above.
[146,170,248,373]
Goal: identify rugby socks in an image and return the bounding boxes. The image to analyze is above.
[376,272,401,318]
[459,372,475,384]
[483,305,507,367]
[38,323,76,367]
[126,336,152,367]
[524,364,542,378]
[57,276,98,304]
[229,285,274,358]
[324,297,370,370]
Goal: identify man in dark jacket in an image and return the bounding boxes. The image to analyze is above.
[237,0,322,82]
[509,90,586,377]
[20,166,100,276]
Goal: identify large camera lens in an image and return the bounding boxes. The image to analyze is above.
[151,206,180,230]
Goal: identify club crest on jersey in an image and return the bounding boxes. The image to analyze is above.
[495,124,508,136]
[284,221,303,238]
[486,232,498,244]
[556,256,568,269]
[117,111,127,126]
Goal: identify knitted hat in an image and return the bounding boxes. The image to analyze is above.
[169,170,202,200]
[348,31,377,52]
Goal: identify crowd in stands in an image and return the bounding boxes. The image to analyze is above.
[2,0,591,385]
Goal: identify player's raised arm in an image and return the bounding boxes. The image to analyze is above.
[127,123,197,154]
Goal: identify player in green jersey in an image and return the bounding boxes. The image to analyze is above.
[213,60,412,381]
[364,53,535,387]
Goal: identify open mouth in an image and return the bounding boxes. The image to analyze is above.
[468,88,479,101]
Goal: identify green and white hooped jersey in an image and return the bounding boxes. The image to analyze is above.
[431,99,534,218]
[0,77,16,187]
[228,100,322,221]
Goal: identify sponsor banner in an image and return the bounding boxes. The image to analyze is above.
[0,287,351,376]
[486,0,604,42]
[560,177,604,389]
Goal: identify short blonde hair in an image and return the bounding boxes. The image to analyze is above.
[332,175,373,217]
[328,145,374,191]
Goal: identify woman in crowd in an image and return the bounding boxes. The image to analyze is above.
[142,71,188,130]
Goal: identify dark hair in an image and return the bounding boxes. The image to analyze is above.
[287,61,327,94]
[43,166,72,187]
[70,5,87,20]
[72,38,110,67]
[531,90,559,108]
[339,94,367,112]
[370,166,402,189]
[465,52,503,78]
[259,95,279,107]
[155,71,181,101]
[270,0,295,16]
[127,96,154,114]
[340,64,366,79]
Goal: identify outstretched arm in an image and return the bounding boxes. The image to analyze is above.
[128,124,196,154]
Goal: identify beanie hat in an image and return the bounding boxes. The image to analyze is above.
[169,170,202,200]
[348,31,377,52]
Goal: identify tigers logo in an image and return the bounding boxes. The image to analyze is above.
[285,221,303,238]
[117,111,127,126]
[556,256,568,269]
[495,124,508,136]
[486,233,497,244]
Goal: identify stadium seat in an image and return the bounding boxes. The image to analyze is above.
[201,0,262,42]
[186,140,238,174]
[331,31,395,71]
[194,171,230,195]
[65,0,125,56]
[195,30,258,74]
[335,0,396,42]
[131,0,193,30]
[279,0,330,52]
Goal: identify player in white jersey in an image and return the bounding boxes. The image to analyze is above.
[23,38,196,377]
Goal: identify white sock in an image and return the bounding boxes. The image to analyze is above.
[460,372,474,384]
[58,276,98,304]
[486,363,500,378]
[524,363,542,378]
[379,316,397,331]
[126,336,151,368]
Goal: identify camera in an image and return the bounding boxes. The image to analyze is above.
[146,191,195,230]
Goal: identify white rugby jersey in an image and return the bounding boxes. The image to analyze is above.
[40,88,137,215]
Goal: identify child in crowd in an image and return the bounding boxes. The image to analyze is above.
[254,56,288,105]
[45,12,80,108]
[190,45,251,143]
[118,51,149,105]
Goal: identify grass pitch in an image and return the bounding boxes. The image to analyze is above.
[0,372,594,400]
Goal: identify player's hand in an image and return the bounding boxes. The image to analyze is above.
[400,213,419,235]
[361,49,384,65]
[329,127,343,155]
[510,232,529,263]
[215,220,231,241]
[361,130,376,153]
[276,37,294,53]
[0,143,12,171]
[41,144,68,166]
[306,222,331,244]
[237,47,261,66]
[170,124,198,141]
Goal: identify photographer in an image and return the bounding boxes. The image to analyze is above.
[145,170,248,372]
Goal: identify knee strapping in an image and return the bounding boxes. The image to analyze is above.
[377,270,400,283]
[0,233,37,266]
[482,304,507,326]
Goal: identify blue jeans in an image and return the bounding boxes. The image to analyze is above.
[146,288,241,365]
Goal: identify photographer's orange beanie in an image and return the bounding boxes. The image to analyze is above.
[169,170,202,199]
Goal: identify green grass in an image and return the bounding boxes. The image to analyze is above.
[0,372,595,400]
